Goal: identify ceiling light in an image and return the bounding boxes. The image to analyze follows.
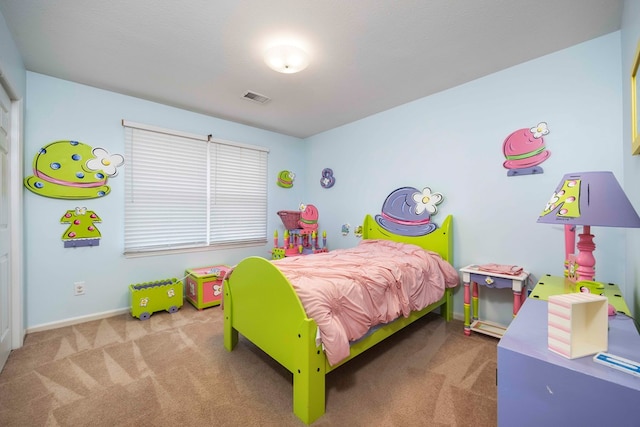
[264,45,310,74]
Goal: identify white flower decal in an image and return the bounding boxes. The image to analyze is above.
[412,187,444,215]
[86,147,125,177]
[213,284,222,296]
[530,122,549,139]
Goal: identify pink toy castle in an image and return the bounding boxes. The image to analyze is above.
[273,204,327,259]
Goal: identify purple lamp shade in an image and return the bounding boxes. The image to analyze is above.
[537,171,640,282]
[537,171,640,228]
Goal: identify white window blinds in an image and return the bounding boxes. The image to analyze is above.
[123,121,268,254]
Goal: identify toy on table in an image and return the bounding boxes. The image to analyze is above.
[273,204,328,259]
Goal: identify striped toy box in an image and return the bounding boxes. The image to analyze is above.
[547,292,608,359]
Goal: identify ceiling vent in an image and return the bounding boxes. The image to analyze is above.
[242,91,271,104]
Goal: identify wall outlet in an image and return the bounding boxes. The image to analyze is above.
[74,281,85,296]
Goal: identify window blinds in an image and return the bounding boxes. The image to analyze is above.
[123,121,268,254]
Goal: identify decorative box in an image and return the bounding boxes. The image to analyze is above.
[185,265,231,309]
[129,277,183,320]
[547,292,608,359]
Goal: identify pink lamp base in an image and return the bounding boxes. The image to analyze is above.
[575,225,596,282]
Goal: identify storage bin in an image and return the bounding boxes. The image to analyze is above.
[130,278,183,320]
[548,292,608,359]
[185,265,231,309]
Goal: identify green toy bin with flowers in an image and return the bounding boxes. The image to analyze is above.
[129,278,183,320]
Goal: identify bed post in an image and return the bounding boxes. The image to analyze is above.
[293,317,326,424]
[223,282,238,351]
[442,287,453,322]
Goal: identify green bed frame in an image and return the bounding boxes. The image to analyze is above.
[224,214,454,424]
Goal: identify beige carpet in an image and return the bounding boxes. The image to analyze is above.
[0,303,497,426]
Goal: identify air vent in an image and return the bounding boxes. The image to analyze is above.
[242,91,271,104]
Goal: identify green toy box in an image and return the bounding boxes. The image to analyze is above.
[129,277,183,320]
[185,265,231,310]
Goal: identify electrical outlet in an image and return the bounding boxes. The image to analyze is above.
[74,281,85,296]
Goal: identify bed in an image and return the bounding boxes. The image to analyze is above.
[223,213,456,424]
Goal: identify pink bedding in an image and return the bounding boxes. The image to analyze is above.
[272,239,459,365]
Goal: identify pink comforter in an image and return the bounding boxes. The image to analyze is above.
[272,239,459,365]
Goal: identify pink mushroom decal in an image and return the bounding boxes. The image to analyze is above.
[502,122,551,176]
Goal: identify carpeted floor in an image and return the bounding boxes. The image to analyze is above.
[0,303,497,426]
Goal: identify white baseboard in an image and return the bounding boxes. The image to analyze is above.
[26,307,130,334]
[26,308,464,334]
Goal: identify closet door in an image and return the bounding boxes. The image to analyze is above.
[0,82,12,370]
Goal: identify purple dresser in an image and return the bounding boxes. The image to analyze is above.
[497,298,640,427]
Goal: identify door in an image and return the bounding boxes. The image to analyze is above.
[0,83,11,370]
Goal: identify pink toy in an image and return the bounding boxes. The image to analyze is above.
[299,204,319,232]
[272,205,328,258]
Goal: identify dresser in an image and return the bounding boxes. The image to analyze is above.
[497,297,640,426]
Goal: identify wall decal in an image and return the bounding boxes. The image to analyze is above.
[320,168,335,188]
[502,122,551,176]
[375,186,444,236]
[277,170,295,188]
[61,207,102,247]
[24,140,124,199]
[298,204,319,232]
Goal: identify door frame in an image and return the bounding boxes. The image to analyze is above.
[9,96,24,350]
[2,76,25,355]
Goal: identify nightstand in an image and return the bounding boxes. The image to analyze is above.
[459,264,530,338]
[529,274,631,316]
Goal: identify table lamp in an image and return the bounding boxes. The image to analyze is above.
[537,171,640,282]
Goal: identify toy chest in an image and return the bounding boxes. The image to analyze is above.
[185,264,231,309]
[130,278,183,320]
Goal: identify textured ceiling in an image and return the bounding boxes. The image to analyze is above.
[0,0,624,138]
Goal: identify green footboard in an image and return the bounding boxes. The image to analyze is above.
[224,256,326,424]
[224,214,454,424]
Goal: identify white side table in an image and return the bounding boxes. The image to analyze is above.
[459,264,530,338]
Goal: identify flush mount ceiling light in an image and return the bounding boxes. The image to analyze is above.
[264,45,310,74]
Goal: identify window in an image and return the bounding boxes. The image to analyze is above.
[123,120,269,255]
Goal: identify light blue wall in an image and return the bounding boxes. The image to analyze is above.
[24,73,305,327]
[621,0,640,317]
[305,32,626,326]
[12,16,632,329]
